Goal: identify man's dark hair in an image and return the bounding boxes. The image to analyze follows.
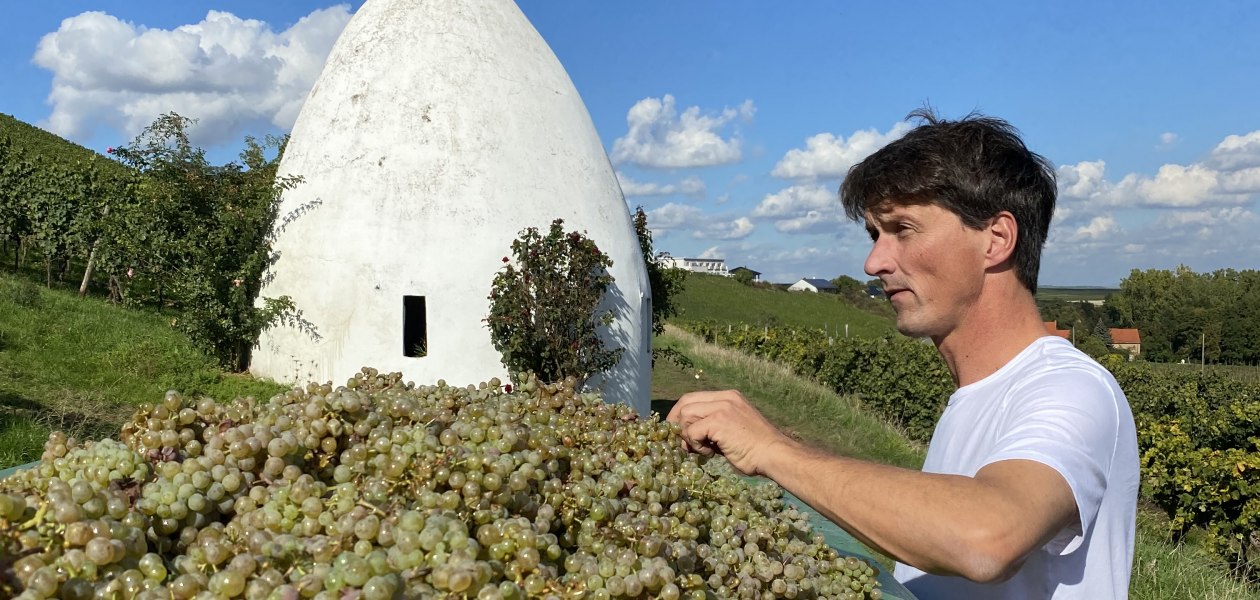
[840,109,1056,293]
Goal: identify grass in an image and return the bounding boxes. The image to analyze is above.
[0,273,287,469]
[1036,286,1119,302]
[674,273,894,338]
[652,324,1260,599]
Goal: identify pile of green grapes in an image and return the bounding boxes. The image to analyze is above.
[0,369,883,599]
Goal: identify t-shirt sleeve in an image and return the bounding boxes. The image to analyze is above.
[981,365,1122,555]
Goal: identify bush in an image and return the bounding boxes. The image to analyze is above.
[485,219,621,388]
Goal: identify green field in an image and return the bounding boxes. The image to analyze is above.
[674,272,895,338]
[1036,285,1119,302]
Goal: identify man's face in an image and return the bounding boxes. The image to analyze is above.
[863,203,989,340]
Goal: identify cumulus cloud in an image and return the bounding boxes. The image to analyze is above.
[1056,133,1260,210]
[1044,206,1260,283]
[1073,215,1120,240]
[644,203,754,241]
[1207,131,1260,171]
[751,184,836,218]
[616,172,705,197]
[610,95,754,168]
[1156,132,1178,149]
[33,6,352,144]
[696,217,754,240]
[697,246,723,260]
[644,203,704,229]
[748,183,850,234]
[771,122,911,180]
[774,210,847,235]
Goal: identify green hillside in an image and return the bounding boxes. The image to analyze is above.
[673,273,895,338]
[0,113,120,172]
[0,273,287,469]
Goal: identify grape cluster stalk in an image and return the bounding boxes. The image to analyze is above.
[0,369,883,599]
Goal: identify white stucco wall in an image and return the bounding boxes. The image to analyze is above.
[788,280,819,293]
[251,0,651,415]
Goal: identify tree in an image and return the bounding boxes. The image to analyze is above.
[632,207,692,369]
[733,269,756,286]
[485,219,622,388]
[830,275,864,297]
[1093,319,1112,349]
[632,206,687,334]
[108,113,301,370]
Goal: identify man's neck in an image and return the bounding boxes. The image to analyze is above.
[933,280,1048,388]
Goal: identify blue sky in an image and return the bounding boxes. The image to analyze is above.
[4,1,1259,286]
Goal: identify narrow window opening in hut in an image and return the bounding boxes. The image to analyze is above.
[403,296,428,357]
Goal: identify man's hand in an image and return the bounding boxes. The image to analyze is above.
[666,390,795,477]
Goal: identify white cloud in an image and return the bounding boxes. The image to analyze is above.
[749,183,850,235]
[1156,132,1179,149]
[610,95,753,168]
[1057,160,1109,200]
[33,6,352,144]
[1113,164,1222,207]
[644,203,753,241]
[695,217,754,240]
[775,210,846,234]
[751,184,836,218]
[1073,215,1120,240]
[1220,167,1260,194]
[771,122,911,180]
[1044,206,1260,283]
[1057,132,1260,210]
[616,172,705,197]
[698,246,723,260]
[1207,131,1260,170]
[645,203,704,229]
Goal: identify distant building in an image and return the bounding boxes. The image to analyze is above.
[1109,328,1142,359]
[1043,321,1071,340]
[730,266,761,283]
[788,278,837,293]
[656,252,730,277]
[865,284,885,299]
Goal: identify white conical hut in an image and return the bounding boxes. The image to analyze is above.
[250,0,651,414]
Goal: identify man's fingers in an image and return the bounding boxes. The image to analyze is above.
[668,390,743,424]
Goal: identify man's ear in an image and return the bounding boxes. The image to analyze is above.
[985,211,1018,268]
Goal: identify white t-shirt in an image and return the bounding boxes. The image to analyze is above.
[894,336,1139,599]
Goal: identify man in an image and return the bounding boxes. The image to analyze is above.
[667,111,1139,599]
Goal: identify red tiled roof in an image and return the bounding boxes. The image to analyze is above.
[1043,321,1070,339]
[1110,328,1141,345]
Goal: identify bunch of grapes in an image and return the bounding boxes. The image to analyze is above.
[0,369,883,599]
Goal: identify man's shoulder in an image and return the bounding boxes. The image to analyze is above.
[1016,336,1116,382]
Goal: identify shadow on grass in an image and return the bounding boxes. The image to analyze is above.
[0,389,41,412]
[0,389,126,445]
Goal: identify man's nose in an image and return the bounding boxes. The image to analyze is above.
[864,238,893,277]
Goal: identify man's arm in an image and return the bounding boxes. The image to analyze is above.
[667,389,1079,583]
